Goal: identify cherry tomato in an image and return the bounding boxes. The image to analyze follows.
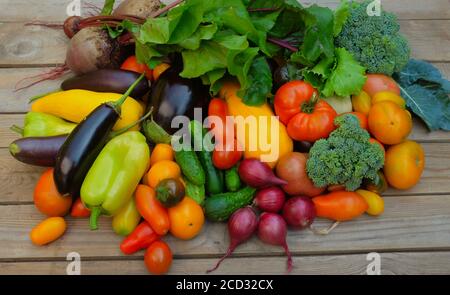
[212,138,243,170]
[144,240,173,275]
[208,98,234,144]
[121,56,153,80]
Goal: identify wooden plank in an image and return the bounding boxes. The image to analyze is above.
[0,0,449,22]
[0,20,449,67]
[1,251,450,275]
[0,23,67,67]
[0,194,449,260]
[0,142,449,204]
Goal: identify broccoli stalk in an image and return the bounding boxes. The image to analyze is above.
[306,114,385,191]
[335,0,410,76]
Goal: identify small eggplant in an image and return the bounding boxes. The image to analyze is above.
[54,75,145,197]
[147,66,210,134]
[61,69,150,99]
[9,135,67,167]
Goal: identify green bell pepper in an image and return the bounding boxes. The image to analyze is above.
[81,131,150,230]
[14,112,76,137]
[112,197,141,236]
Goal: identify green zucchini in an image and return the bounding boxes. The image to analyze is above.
[204,186,257,222]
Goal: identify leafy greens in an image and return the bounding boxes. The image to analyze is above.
[394,59,450,131]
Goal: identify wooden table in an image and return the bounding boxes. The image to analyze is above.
[0,0,449,275]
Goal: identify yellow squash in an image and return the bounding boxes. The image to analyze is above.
[220,82,293,168]
[31,90,144,131]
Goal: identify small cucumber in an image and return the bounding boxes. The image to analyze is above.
[185,180,206,206]
[225,166,241,192]
[204,186,257,222]
[189,120,224,194]
[175,149,205,186]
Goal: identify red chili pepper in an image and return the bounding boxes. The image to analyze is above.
[120,221,161,255]
[70,197,90,218]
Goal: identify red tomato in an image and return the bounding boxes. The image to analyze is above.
[144,240,173,275]
[363,74,400,97]
[212,138,243,170]
[274,81,318,125]
[121,56,153,80]
[208,98,230,143]
[286,100,337,142]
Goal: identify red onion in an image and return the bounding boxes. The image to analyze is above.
[207,207,258,273]
[257,213,293,273]
[254,187,286,213]
[282,196,316,230]
[239,159,287,188]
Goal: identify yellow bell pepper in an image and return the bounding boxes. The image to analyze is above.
[220,82,293,168]
[31,90,144,131]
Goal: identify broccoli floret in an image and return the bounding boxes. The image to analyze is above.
[335,0,410,75]
[306,114,385,191]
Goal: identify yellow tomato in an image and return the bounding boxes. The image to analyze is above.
[368,101,412,145]
[384,141,425,190]
[356,189,384,216]
[351,91,372,115]
[168,197,205,240]
[147,160,181,188]
[150,144,174,166]
[372,91,406,109]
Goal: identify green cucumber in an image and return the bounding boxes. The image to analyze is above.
[204,186,257,222]
[189,120,224,194]
[175,149,205,186]
[185,180,206,206]
[225,166,241,192]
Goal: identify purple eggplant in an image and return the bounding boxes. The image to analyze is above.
[61,69,150,99]
[9,135,67,167]
[146,65,210,134]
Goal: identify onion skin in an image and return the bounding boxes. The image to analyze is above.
[239,159,287,189]
[282,196,316,230]
[254,187,286,213]
[207,207,258,273]
[257,213,293,273]
[63,16,82,39]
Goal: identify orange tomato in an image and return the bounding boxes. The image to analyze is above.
[363,74,400,97]
[150,144,174,166]
[30,217,66,246]
[369,138,385,157]
[368,101,412,145]
[144,240,173,275]
[384,141,425,190]
[153,63,171,81]
[34,169,72,217]
[312,191,368,221]
[372,91,406,109]
[135,185,170,236]
[351,91,371,115]
[168,197,204,240]
[147,160,181,188]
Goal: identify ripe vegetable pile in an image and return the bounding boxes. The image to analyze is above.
[10,0,449,274]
